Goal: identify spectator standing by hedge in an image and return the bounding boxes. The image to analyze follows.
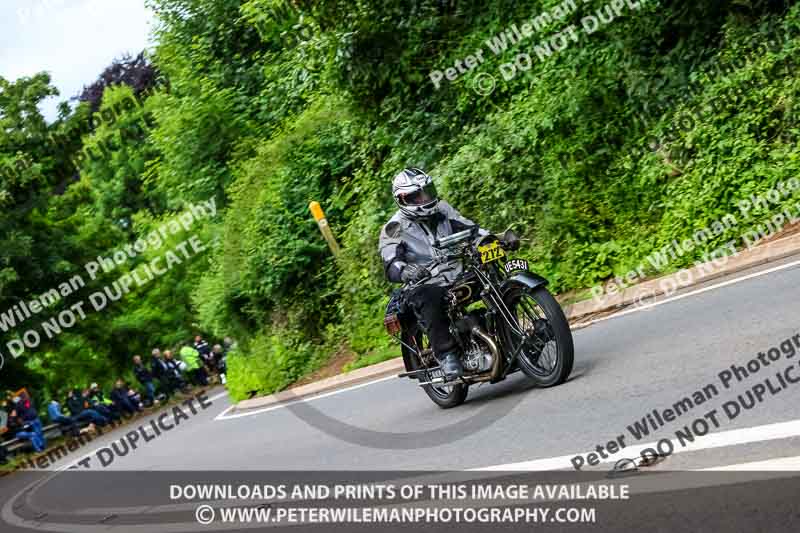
[151,348,177,398]
[163,351,187,391]
[211,344,224,368]
[133,355,157,406]
[179,345,208,386]
[223,337,236,355]
[194,336,213,369]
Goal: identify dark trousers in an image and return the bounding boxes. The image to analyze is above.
[156,375,183,397]
[93,404,120,422]
[406,284,457,357]
[114,396,141,416]
[76,409,109,426]
[189,367,208,386]
[141,381,155,405]
[51,415,80,437]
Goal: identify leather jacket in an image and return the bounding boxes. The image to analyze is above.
[379,201,486,286]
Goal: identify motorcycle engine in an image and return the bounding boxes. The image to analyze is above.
[462,337,494,373]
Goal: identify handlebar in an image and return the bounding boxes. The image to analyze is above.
[433,227,477,249]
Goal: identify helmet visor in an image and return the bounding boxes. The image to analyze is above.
[399,182,438,206]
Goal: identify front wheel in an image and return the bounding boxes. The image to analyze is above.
[402,327,468,409]
[500,285,574,387]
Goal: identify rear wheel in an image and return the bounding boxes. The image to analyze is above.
[402,326,468,409]
[500,285,573,387]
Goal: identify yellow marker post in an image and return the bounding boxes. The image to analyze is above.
[309,201,341,257]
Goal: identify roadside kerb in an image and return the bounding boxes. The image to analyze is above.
[234,358,404,411]
[564,231,800,322]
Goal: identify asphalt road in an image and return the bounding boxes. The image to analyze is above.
[57,257,800,472]
[3,259,800,531]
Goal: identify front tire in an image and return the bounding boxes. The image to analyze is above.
[402,327,468,409]
[500,285,574,387]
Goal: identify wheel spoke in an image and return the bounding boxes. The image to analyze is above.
[510,292,559,377]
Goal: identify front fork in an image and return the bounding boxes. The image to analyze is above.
[480,282,539,379]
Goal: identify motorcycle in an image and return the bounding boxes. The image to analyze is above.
[385,227,574,408]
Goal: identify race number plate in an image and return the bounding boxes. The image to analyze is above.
[478,241,506,264]
[503,259,529,273]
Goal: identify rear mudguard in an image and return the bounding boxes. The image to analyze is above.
[401,339,417,373]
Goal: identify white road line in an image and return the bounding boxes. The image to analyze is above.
[207,389,229,402]
[214,375,396,421]
[473,418,800,471]
[701,455,800,471]
[573,257,800,328]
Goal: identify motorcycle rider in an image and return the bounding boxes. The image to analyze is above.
[379,168,501,380]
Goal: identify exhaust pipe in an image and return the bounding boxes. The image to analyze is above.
[471,326,502,382]
[416,328,500,386]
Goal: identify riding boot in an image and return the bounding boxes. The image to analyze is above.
[438,351,464,380]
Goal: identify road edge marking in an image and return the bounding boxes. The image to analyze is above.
[214,375,396,421]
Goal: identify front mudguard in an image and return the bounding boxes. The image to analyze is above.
[500,271,549,296]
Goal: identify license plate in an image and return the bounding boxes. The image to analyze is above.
[503,259,529,273]
[478,241,506,264]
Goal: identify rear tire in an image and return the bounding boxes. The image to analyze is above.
[500,285,573,387]
[402,328,468,409]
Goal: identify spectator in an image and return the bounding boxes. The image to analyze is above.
[65,388,109,427]
[211,344,225,368]
[194,335,213,368]
[133,355,158,406]
[217,348,228,385]
[163,351,188,392]
[6,400,45,453]
[179,345,208,386]
[223,336,236,354]
[0,402,8,439]
[110,380,142,416]
[151,348,178,398]
[126,385,143,408]
[87,384,121,422]
[0,403,7,463]
[15,395,47,451]
[47,397,81,437]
